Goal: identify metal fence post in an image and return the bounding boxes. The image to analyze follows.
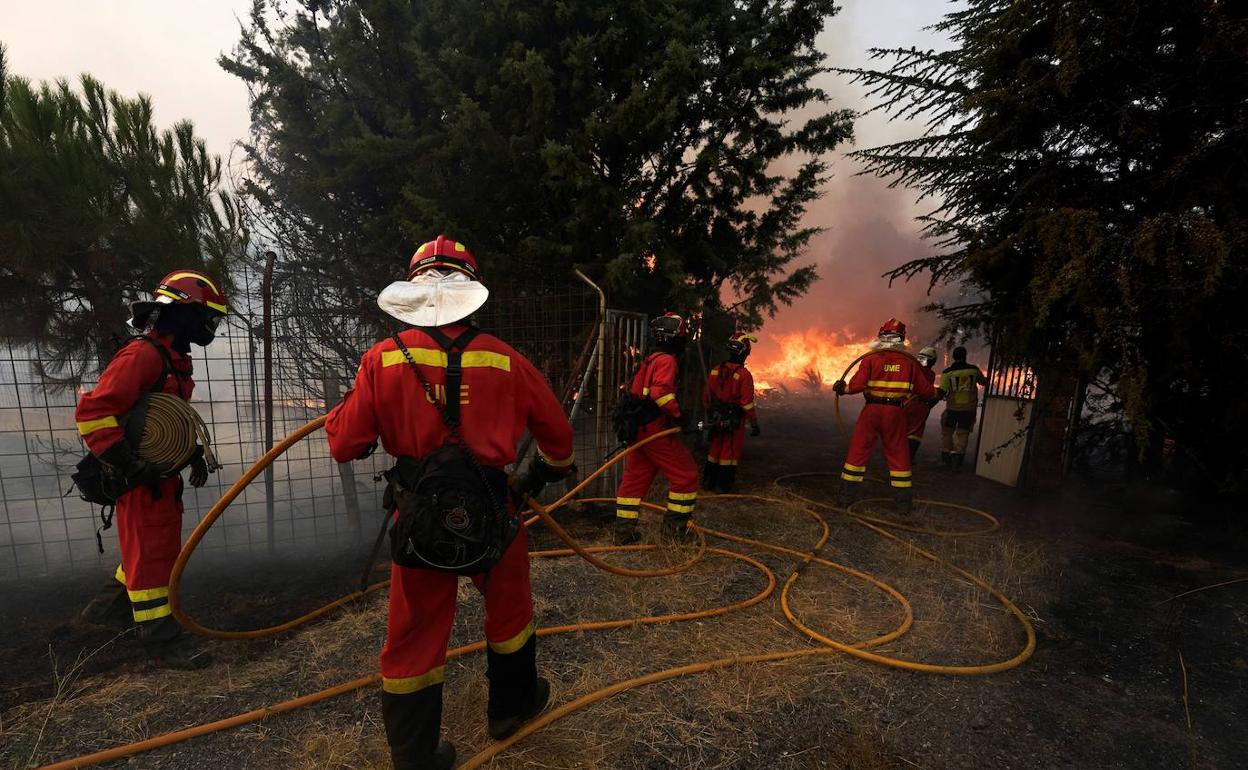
[262,250,277,554]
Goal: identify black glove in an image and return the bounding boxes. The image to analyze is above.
[515,456,577,499]
[832,380,847,395]
[676,413,699,433]
[189,446,210,488]
[356,441,378,460]
[99,441,167,496]
[750,422,761,437]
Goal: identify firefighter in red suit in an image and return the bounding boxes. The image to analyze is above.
[613,313,699,544]
[702,333,760,493]
[832,319,936,515]
[75,270,225,668]
[326,236,575,770]
[903,346,940,460]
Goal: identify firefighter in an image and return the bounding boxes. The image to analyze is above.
[832,319,935,515]
[75,270,225,668]
[702,332,760,493]
[903,346,940,460]
[613,313,699,544]
[326,236,576,770]
[939,345,988,472]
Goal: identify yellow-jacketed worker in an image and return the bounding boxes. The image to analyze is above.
[938,346,988,472]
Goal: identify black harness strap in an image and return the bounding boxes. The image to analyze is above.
[420,326,481,427]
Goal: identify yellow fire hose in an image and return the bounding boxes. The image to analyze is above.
[38,386,1036,769]
[135,393,221,472]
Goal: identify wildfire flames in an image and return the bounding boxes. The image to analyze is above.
[749,329,877,394]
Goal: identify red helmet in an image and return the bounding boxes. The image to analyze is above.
[130,269,227,329]
[726,332,758,358]
[879,318,906,340]
[650,312,688,343]
[407,235,481,281]
[154,270,228,313]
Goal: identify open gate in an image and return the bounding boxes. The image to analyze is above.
[593,309,649,494]
[974,360,1038,487]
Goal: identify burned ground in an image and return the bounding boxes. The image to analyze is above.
[1,397,1245,769]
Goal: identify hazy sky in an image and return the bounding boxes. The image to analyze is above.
[2,0,955,341]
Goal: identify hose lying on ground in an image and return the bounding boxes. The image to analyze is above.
[38,373,1036,770]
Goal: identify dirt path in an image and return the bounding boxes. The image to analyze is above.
[2,396,1244,769]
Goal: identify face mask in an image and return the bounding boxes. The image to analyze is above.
[192,311,224,346]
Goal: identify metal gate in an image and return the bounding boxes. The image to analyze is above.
[975,362,1038,487]
[593,310,649,494]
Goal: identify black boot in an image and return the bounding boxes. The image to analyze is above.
[908,438,921,462]
[383,685,453,770]
[951,453,965,474]
[894,488,913,517]
[835,483,857,509]
[702,462,721,491]
[940,451,952,470]
[716,465,737,494]
[662,513,694,541]
[612,518,642,545]
[486,634,548,740]
[80,580,132,629]
[139,616,212,670]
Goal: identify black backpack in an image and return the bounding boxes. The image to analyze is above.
[611,354,663,444]
[382,328,516,575]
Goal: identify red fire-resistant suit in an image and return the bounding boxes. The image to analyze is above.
[614,352,698,523]
[74,333,193,625]
[325,324,573,761]
[704,361,757,468]
[840,349,936,490]
[902,365,938,449]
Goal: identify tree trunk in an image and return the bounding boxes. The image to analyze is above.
[1020,360,1081,493]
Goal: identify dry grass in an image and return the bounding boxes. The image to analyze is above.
[2,485,1054,770]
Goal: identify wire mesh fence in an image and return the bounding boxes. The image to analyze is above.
[0,268,604,580]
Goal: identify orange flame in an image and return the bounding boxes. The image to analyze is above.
[750,328,877,392]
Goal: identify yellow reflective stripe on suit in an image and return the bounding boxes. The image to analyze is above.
[380,349,511,372]
[383,666,446,694]
[76,416,119,435]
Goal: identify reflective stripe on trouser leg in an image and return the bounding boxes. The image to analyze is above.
[878,405,913,488]
[843,404,881,483]
[472,528,535,654]
[115,478,183,624]
[381,562,459,694]
[841,462,866,484]
[473,529,539,720]
[615,444,659,519]
[485,633,537,720]
[615,497,640,520]
[667,489,697,515]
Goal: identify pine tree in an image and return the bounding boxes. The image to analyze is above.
[0,45,248,381]
[846,1,1247,491]
[221,0,853,330]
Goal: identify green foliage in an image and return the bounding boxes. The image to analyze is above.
[846,1,1248,491]
[0,45,247,381]
[222,0,852,331]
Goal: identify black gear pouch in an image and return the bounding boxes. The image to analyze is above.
[611,391,662,444]
[384,446,514,574]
